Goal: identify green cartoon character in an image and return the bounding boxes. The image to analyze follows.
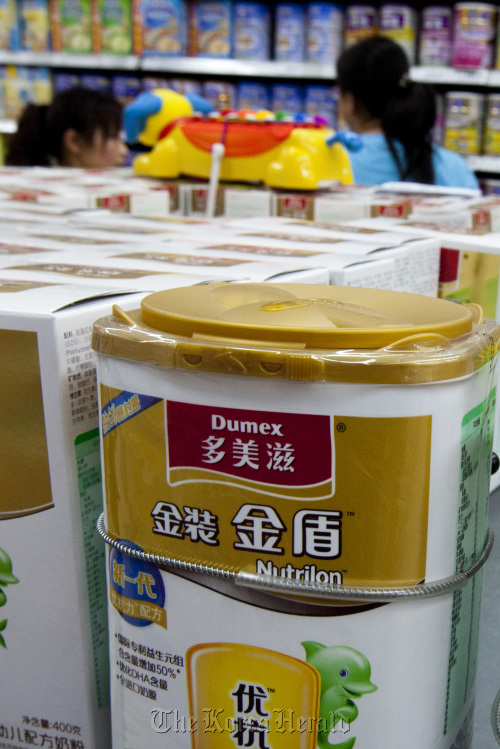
[302,641,377,749]
[0,547,19,648]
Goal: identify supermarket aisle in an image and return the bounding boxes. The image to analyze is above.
[474,485,500,747]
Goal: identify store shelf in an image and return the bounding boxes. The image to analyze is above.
[0,50,333,79]
[141,56,334,79]
[0,51,140,70]
[466,155,500,174]
[3,50,500,87]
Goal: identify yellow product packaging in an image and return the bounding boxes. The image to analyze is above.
[94,282,499,749]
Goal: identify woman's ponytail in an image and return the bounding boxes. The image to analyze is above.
[5,104,50,166]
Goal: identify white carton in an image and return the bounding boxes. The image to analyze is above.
[0,280,150,749]
[206,220,440,296]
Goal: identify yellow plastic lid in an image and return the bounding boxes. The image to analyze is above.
[140,283,477,348]
[92,282,500,384]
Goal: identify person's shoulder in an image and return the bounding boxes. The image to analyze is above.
[432,144,479,189]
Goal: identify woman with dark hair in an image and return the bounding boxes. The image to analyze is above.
[336,35,479,188]
[5,86,128,168]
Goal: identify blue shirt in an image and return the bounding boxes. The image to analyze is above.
[349,133,480,190]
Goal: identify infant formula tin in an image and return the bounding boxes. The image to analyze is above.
[142,75,168,90]
[94,283,499,749]
[202,79,237,110]
[344,4,378,47]
[271,84,304,116]
[189,0,233,58]
[132,0,187,56]
[233,1,270,60]
[306,2,344,64]
[274,2,306,62]
[379,3,418,63]
[237,81,270,110]
[452,2,497,69]
[169,78,203,96]
[112,74,142,104]
[305,84,337,125]
[53,71,81,91]
[419,5,453,65]
[444,90,485,155]
[483,93,500,155]
[80,72,112,92]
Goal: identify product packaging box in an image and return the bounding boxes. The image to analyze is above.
[19,0,51,51]
[92,0,133,54]
[189,0,232,57]
[0,0,21,50]
[0,280,149,749]
[2,65,29,121]
[222,216,441,296]
[132,0,187,56]
[49,0,93,53]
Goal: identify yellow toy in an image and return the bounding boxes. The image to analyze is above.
[124,89,360,191]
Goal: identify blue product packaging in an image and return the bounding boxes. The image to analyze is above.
[190,0,233,58]
[141,76,166,91]
[202,80,237,109]
[19,0,50,51]
[233,1,270,60]
[169,78,203,95]
[27,66,53,104]
[81,73,112,92]
[274,2,306,61]
[305,84,337,125]
[135,0,188,56]
[111,74,143,104]
[271,84,304,115]
[306,1,344,63]
[53,72,81,92]
[236,81,270,110]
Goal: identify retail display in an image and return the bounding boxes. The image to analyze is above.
[2,1,500,746]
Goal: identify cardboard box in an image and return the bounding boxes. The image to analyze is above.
[0,280,149,749]
[216,217,440,296]
[49,0,93,52]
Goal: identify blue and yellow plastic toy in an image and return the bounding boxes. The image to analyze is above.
[124,89,361,190]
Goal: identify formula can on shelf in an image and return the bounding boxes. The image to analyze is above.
[306,2,344,64]
[233,1,271,61]
[274,2,306,62]
[484,93,500,155]
[444,90,486,154]
[419,5,453,66]
[379,3,418,63]
[344,5,378,47]
[452,2,497,69]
